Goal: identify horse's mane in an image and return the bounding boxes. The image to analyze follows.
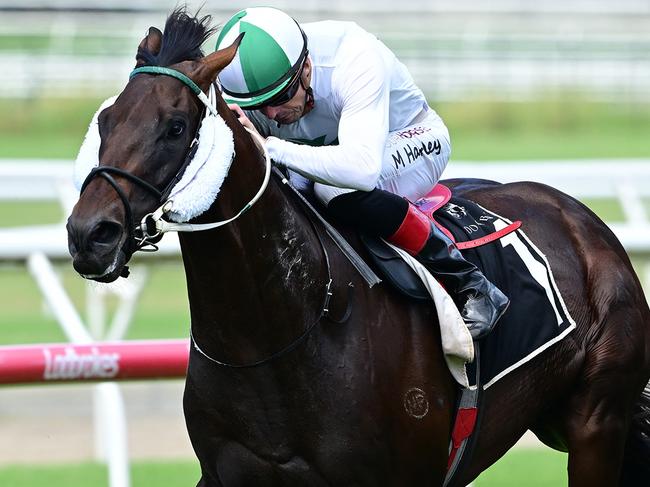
[137,6,218,66]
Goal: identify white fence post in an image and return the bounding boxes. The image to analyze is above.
[26,251,130,487]
[95,383,130,487]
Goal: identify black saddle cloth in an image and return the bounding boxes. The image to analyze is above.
[361,195,575,388]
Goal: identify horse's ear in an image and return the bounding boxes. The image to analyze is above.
[193,33,245,87]
[135,27,163,67]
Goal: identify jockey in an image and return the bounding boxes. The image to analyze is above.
[216,7,508,339]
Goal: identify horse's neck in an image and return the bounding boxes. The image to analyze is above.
[178,112,328,365]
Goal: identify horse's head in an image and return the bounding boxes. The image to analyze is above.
[67,10,241,282]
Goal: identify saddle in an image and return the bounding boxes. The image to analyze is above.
[360,184,521,300]
[358,185,575,486]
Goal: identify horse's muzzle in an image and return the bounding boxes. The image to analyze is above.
[67,215,127,282]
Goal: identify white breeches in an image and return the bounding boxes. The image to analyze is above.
[309,108,451,205]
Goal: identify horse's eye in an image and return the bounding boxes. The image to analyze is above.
[168,120,186,138]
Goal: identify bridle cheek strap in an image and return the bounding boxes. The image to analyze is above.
[80,67,269,247]
[141,127,271,235]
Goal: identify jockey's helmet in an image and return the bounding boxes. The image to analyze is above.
[215,7,308,109]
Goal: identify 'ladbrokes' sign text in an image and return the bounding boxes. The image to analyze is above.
[43,347,120,380]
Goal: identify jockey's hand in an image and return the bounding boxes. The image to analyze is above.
[228,104,261,138]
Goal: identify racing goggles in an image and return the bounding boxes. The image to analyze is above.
[247,61,306,111]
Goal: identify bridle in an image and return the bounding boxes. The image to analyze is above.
[78,64,352,368]
[79,66,272,265]
[79,165,165,263]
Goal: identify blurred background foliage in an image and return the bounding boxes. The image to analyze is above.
[1,96,649,160]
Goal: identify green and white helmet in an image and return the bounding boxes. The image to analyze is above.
[215,7,308,108]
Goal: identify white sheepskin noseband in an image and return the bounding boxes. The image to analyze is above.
[74,84,235,222]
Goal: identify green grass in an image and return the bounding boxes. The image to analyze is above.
[437,97,650,160]
[0,460,201,487]
[0,97,104,159]
[0,34,132,55]
[3,201,63,227]
[0,261,189,345]
[0,33,218,57]
[1,97,649,160]
[0,462,109,487]
[0,450,566,486]
[475,448,568,486]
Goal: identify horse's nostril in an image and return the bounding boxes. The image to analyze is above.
[89,221,122,246]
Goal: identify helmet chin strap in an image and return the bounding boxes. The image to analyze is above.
[300,76,314,110]
[301,76,314,113]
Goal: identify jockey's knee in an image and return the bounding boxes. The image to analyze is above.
[325,187,408,237]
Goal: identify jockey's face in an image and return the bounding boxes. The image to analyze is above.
[260,57,312,125]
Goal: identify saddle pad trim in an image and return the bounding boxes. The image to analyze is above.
[456,221,522,250]
[483,321,575,390]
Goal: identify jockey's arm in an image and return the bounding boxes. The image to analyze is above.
[265,48,390,192]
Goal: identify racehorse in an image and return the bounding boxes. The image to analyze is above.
[66,9,650,486]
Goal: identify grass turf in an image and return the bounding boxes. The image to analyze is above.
[0,261,189,344]
[1,97,649,160]
[0,460,201,487]
[437,97,650,160]
[0,449,567,486]
[474,448,568,486]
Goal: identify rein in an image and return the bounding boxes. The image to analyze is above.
[191,210,339,368]
[82,65,345,368]
[140,125,271,237]
[83,65,370,367]
[126,69,379,287]
[79,67,270,254]
[79,166,166,269]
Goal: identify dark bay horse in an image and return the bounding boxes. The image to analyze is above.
[66,10,650,486]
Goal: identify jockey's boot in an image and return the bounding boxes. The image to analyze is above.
[388,202,510,339]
